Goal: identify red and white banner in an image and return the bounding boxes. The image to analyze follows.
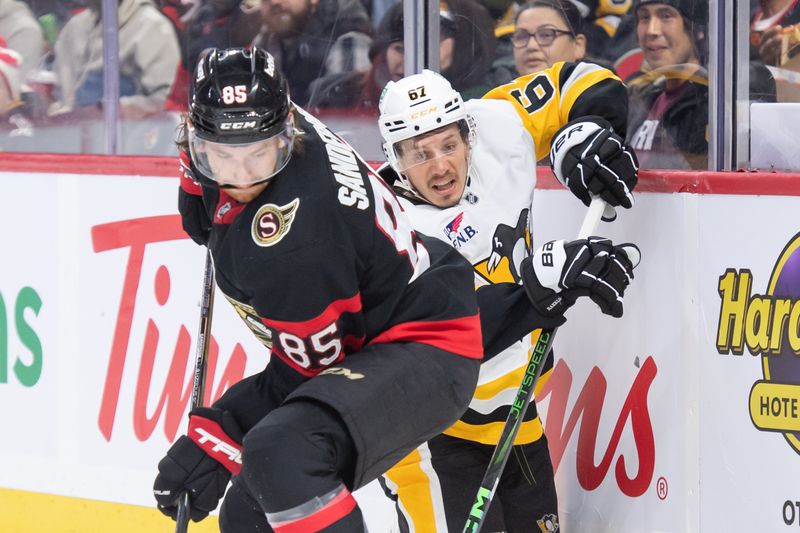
[0,156,799,532]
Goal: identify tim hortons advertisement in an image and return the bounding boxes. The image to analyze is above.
[533,191,689,533]
[1,164,798,533]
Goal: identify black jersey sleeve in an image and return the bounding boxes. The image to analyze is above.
[559,62,629,137]
[483,61,628,159]
[476,283,565,360]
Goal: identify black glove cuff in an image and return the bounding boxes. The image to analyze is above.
[521,258,573,319]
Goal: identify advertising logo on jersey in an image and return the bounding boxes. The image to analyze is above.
[716,232,800,455]
[443,211,477,249]
[252,198,300,247]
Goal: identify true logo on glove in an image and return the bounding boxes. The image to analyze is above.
[193,427,242,465]
[188,416,243,474]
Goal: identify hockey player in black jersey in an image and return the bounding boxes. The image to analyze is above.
[151,47,484,532]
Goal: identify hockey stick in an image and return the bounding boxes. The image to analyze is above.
[462,197,607,533]
[175,249,216,533]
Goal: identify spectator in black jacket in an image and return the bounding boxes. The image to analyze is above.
[308,0,505,110]
[254,0,373,105]
[163,0,263,112]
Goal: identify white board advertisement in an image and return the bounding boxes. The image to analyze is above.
[1,163,799,533]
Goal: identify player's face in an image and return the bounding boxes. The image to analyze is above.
[637,4,698,69]
[512,7,585,75]
[203,138,282,202]
[398,125,469,208]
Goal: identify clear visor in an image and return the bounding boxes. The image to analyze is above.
[393,136,462,172]
[188,120,294,189]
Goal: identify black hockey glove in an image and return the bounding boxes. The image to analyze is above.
[521,237,640,318]
[153,407,244,522]
[550,116,639,216]
[178,149,212,246]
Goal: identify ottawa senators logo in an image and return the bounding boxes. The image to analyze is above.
[251,199,300,247]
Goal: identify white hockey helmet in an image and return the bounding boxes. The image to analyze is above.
[378,70,475,178]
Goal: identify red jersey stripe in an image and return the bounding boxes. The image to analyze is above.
[271,487,358,533]
[261,294,363,337]
[370,314,484,359]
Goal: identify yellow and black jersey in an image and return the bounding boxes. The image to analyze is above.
[573,0,633,38]
[382,62,627,446]
[569,0,633,19]
[484,60,627,161]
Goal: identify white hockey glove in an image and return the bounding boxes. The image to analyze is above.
[521,237,640,318]
[550,116,639,219]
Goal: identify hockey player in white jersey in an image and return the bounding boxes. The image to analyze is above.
[377,67,639,532]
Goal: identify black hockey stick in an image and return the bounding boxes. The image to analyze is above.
[462,198,607,533]
[175,249,216,533]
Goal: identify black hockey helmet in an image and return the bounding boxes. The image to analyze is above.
[188,47,295,188]
[190,47,291,143]
[633,0,707,28]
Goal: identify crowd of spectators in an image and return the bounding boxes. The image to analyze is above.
[0,0,796,166]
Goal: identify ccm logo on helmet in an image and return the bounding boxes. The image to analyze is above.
[220,121,257,130]
[411,106,438,120]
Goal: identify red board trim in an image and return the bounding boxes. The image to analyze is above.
[1,153,799,196]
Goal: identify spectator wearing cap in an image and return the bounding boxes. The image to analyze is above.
[625,0,709,169]
[626,0,775,169]
[253,0,373,106]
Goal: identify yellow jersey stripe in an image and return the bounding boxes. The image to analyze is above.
[444,417,545,445]
[385,445,448,532]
